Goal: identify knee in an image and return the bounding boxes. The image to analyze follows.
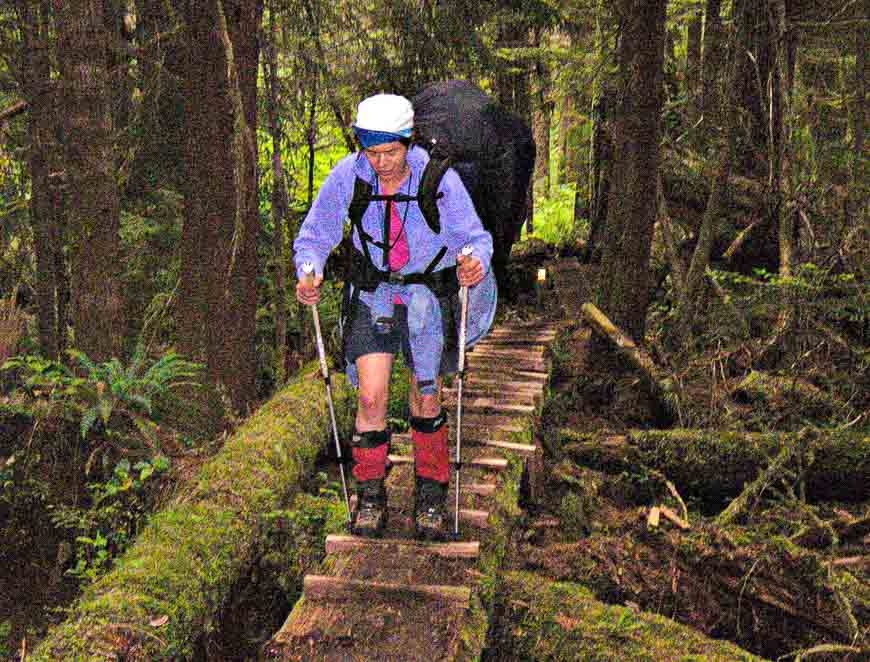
[357,390,387,423]
[417,394,441,418]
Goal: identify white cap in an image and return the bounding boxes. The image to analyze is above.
[354,94,414,136]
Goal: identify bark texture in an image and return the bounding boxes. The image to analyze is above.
[595,0,667,341]
[54,0,124,362]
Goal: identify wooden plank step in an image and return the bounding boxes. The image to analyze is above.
[467,356,547,373]
[456,376,546,390]
[392,433,534,456]
[470,438,537,454]
[388,454,509,471]
[464,364,548,380]
[466,482,496,496]
[443,398,536,415]
[473,343,548,353]
[444,393,539,409]
[303,575,471,608]
[470,345,546,358]
[325,535,480,559]
[459,509,490,528]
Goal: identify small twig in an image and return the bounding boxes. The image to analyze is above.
[784,643,868,661]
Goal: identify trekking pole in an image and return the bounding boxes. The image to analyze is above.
[301,262,352,529]
[453,245,473,537]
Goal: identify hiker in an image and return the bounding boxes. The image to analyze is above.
[294,92,497,540]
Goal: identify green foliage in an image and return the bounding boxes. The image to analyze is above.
[50,456,171,583]
[2,348,202,460]
[529,184,586,247]
[0,620,11,659]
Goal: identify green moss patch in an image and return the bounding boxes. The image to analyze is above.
[491,571,765,661]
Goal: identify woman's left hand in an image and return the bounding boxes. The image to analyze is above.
[456,253,483,287]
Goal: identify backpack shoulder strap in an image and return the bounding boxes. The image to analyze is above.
[348,176,376,264]
[418,157,449,234]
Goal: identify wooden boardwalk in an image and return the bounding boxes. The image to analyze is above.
[262,318,557,661]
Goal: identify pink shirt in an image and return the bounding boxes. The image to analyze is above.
[389,200,409,303]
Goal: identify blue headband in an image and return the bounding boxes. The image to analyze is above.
[353,126,412,148]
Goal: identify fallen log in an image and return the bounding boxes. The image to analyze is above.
[32,365,355,661]
[559,428,870,506]
[733,370,844,419]
[491,571,765,661]
[519,528,870,658]
[581,303,679,423]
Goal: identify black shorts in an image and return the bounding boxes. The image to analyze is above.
[344,300,458,376]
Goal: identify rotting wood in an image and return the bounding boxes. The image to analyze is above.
[303,576,471,608]
[325,535,480,559]
[581,303,678,422]
[659,505,690,530]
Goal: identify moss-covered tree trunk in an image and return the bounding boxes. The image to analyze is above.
[33,371,354,660]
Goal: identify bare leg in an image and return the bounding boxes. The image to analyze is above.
[408,374,442,418]
[355,352,393,432]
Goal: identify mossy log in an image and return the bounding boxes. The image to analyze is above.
[490,571,765,661]
[33,367,354,661]
[559,428,870,506]
[519,529,870,657]
[733,370,844,418]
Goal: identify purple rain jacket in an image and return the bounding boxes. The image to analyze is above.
[293,144,497,392]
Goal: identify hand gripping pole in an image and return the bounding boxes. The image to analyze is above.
[301,263,353,528]
[453,246,473,537]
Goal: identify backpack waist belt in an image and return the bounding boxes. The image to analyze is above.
[348,248,459,298]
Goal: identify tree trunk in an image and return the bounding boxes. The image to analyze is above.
[176,0,262,415]
[224,0,264,411]
[54,0,124,362]
[494,571,770,661]
[177,0,238,419]
[685,10,702,131]
[700,0,723,134]
[264,5,288,387]
[595,0,668,342]
[847,0,867,228]
[128,0,186,197]
[32,374,356,660]
[559,428,870,505]
[15,0,62,359]
[532,29,552,203]
[735,0,774,176]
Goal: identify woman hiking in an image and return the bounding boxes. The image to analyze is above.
[294,93,497,540]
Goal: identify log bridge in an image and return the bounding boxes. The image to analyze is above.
[261,320,557,661]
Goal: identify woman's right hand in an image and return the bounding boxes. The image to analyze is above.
[296,274,323,305]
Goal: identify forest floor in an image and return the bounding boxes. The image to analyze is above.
[482,248,869,661]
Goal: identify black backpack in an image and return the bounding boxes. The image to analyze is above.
[411,80,535,290]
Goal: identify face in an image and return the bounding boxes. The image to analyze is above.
[363,141,408,181]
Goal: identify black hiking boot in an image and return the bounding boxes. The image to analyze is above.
[352,479,387,538]
[414,477,449,541]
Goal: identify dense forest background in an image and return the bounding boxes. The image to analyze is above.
[0,0,866,659]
